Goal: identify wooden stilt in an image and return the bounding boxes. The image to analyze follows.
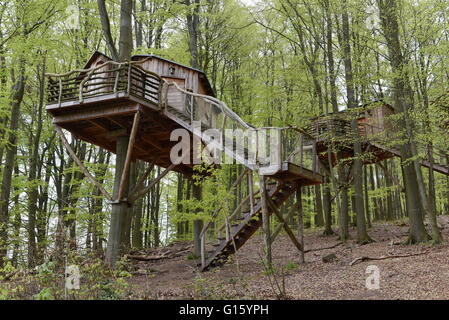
[267,197,303,253]
[296,184,305,264]
[201,234,206,269]
[248,170,255,216]
[54,124,112,201]
[117,110,141,201]
[271,200,300,241]
[259,174,272,267]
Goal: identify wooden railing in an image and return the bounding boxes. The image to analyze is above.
[46,60,163,108]
[307,116,393,144]
[199,167,261,269]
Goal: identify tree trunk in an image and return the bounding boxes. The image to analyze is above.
[259,175,272,267]
[192,181,203,257]
[378,0,428,243]
[322,177,334,235]
[27,57,45,268]
[314,185,324,227]
[0,62,25,267]
[106,136,130,266]
[340,0,371,244]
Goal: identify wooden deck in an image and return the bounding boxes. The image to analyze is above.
[46,60,325,183]
[47,94,198,176]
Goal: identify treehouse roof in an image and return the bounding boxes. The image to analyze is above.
[82,51,215,97]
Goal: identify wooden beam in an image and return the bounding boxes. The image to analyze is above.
[259,175,272,267]
[54,124,112,201]
[129,159,156,197]
[317,157,332,177]
[267,196,303,254]
[87,119,108,131]
[117,110,141,201]
[140,135,164,151]
[105,128,127,139]
[248,170,255,216]
[296,185,305,264]
[129,162,177,203]
[271,200,300,242]
[53,104,138,124]
[105,116,127,129]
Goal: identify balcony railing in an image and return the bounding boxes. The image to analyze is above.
[46,60,163,108]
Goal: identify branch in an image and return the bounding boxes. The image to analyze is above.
[97,0,119,61]
[349,251,428,266]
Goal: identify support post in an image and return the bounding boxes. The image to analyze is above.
[201,234,206,269]
[117,110,141,201]
[267,197,303,254]
[296,184,305,264]
[193,182,203,257]
[248,170,255,216]
[259,174,272,268]
[271,201,300,241]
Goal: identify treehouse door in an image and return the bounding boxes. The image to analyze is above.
[164,77,186,114]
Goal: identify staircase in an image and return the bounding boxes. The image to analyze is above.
[201,178,298,271]
[162,81,321,271]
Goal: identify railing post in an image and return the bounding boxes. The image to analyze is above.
[58,77,62,107]
[158,78,163,110]
[277,128,282,169]
[248,170,255,217]
[190,96,194,125]
[299,133,303,173]
[312,140,317,177]
[127,63,132,96]
[113,68,120,96]
[225,216,230,241]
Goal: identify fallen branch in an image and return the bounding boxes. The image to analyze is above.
[304,242,343,253]
[127,254,169,261]
[349,251,428,266]
[126,248,191,261]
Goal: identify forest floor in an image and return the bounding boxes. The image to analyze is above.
[126,215,449,300]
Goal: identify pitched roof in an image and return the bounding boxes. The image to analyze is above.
[82,51,215,97]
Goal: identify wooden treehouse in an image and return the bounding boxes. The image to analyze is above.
[46,51,323,271]
[306,101,449,178]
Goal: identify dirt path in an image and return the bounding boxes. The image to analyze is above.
[127,216,449,300]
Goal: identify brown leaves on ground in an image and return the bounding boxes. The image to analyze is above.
[127,216,449,300]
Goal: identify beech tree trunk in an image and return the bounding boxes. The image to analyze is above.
[0,62,25,267]
[378,0,429,243]
[340,0,371,244]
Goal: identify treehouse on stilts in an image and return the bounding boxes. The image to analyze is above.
[46,51,323,271]
[305,101,449,192]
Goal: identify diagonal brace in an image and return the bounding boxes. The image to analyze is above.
[128,158,156,197]
[267,196,303,252]
[271,200,300,242]
[128,162,176,203]
[54,124,112,201]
